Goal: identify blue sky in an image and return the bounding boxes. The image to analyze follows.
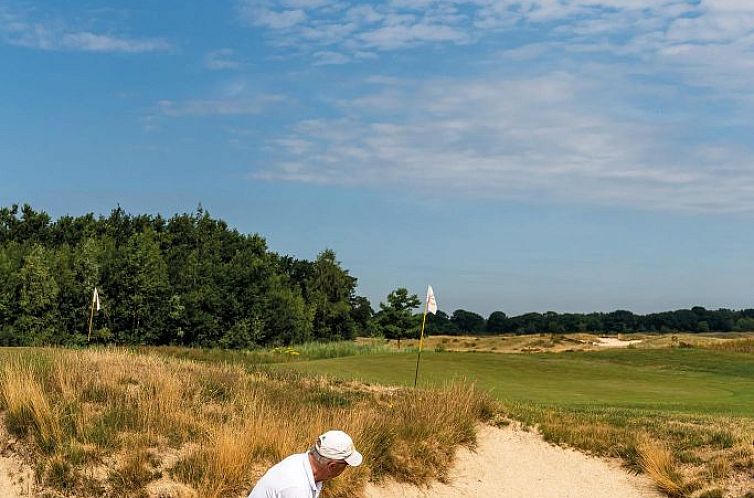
[2,0,754,316]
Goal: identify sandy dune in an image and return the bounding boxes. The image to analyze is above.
[0,447,31,498]
[364,424,662,498]
[594,337,643,348]
[0,423,661,498]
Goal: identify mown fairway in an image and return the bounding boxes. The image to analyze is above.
[285,348,754,417]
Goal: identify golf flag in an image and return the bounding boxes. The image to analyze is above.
[414,285,436,388]
[88,287,102,341]
[426,285,437,315]
[92,287,101,311]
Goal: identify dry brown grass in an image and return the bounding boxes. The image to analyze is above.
[0,348,495,498]
[0,363,63,453]
[504,402,754,498]
[707,338,754,353]
[379,333,603,353]
[373,332,754,354]
[637,437,687,497]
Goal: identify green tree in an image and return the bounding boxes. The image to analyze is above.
[424,310,459,335]
[263,279,313,346]
[486,311,508,334]
[377,288,420,347]
[0,244,22,344]
[450,309,485,334]
[307,249,357,341]
[118,230,169,344]
[350,295,378,336]
[17,245,59,344]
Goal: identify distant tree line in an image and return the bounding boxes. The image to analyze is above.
[1,205,751,348]
[0,204,367,347]
[377,292,754,342]
[420,306,754,336]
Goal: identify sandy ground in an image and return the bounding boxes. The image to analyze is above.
[364,424,662,498]
[0,423,661,498]
[594,337,644,348]
[0,431,33,498]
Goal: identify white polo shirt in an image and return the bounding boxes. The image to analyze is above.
[248,453,322,498]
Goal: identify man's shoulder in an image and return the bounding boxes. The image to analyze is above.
[249,482,311,498]
[276,452,308,469]
[262,453,310,482]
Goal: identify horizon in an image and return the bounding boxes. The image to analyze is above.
[3,202,751,318]
[3,1,754,316]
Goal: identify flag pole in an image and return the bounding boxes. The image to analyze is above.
[87,290,95,342]
[413,295,429,388]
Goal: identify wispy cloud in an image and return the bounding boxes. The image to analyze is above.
[205,48,243,69]
[0,4,170,53]
[158,94,285,116]
[228,1,754,214]
[235,0,754,69]
[254,69,754,213]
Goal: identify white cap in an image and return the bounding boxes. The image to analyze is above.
[316,430,363,467]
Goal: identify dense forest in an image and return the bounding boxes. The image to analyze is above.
[0,204,751,347]
[0,204,367,347]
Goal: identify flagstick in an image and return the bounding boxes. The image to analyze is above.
[413,296,429,388]
[87,294,95,342]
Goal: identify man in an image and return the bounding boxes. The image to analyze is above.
[248,430,363,498]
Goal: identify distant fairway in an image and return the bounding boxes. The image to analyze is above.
[285,348,754,416]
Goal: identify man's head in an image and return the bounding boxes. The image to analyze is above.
[308,430,362,481]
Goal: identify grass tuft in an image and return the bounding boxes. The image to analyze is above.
[637,437,686,497]
[0,363,63,453]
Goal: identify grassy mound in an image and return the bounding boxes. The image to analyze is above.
[0,348,495,498]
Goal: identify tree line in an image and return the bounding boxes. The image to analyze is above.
[1,205,751,348]
[373,289,754,343]
[421,306,754,336]
[0,204,367,347]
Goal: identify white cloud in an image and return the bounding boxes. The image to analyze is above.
[358,22,469,49]
[58,32,169,53]
[254,71,754,213]
[233,0,754,71]
[237,1,307,29]
[205,48,243,70]
[158,95,285,116]
[312,50,350,64]
[0,5,170,53]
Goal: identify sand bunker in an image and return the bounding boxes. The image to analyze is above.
[0,441,32,498]
[364,424,661,498]
[594,337,643,348]
[0,423,661,498]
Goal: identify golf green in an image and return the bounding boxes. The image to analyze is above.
[284,348,754,416]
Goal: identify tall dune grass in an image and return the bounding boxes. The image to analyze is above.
[708,337,754,353]
[0,348,495,497]
[637,437,686,497]
[136,340,401,367]
[504,402,753,498]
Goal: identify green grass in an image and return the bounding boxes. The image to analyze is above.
[134,340,401,366]
[281,346,754,496]
[283,348,754,416]
[7,344,748,496]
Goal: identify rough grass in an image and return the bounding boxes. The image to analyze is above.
[374,332,754,355]
[707,337,754,354]
[0,347,495,498]
[135,341,403,367]
[282,346,754,497]
[637,437,686,497]
[500,403,754,498]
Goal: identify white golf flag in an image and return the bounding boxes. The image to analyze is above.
[426,285,437,315]
[92,287,101,311]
